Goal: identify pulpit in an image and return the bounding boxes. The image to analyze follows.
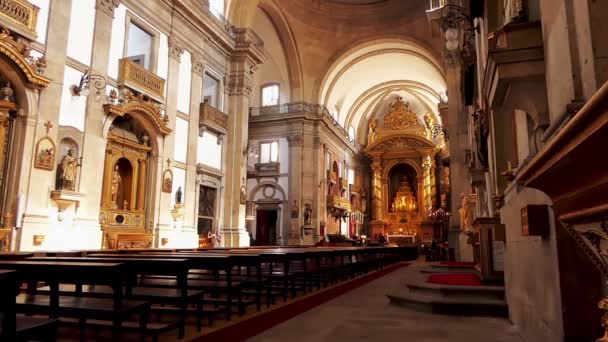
[473,217,505,282]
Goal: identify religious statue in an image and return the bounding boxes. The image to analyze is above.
[389,96,408,113]
[360,189,367,214]
[291,200,299,219]
[368,119,377,143]
[58,149,77,191]
[111,164,121,208]
[175,186,183,204]
[459,193,473,234]
[304,204,312,225]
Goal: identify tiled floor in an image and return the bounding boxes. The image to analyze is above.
[250,263,524,342]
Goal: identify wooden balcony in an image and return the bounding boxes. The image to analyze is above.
[327,195,351,211]
[254,162,280,179]
[340,178,348,190]
[350,184,361,195]
[117,58,165,103]
[200,101,228,135]
[0,0,38,39]
[327,170,337,184]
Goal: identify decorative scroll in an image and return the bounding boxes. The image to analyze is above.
[118,58,165,103]
[0,0,38,35]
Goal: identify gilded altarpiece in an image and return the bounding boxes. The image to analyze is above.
[99,134,152,249]
[364,96,443,241]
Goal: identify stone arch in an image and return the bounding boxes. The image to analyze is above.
[258,0,304,102]
[314,36,446,105]
[248,181,287,202]
[382,159,423,180]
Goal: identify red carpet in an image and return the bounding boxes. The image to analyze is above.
[440,261,477,267]
[427,273,482,286]
[193,263,409,342]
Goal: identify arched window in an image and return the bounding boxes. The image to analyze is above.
[209,0,225,16]
[348,126,355,143]
[261,83,279,106]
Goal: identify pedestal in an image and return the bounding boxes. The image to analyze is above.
[302,225,315,245]
[473,217,506,282]
[458,233,474,262]
[370,220,386,239]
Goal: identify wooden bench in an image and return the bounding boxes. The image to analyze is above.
[0,261,149,341]
[28,256,200,338]
[0,269,58,341]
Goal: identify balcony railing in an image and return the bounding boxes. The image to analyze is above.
[327,195,351,211]
[200,0,236,39]
[200,101,229,134]
[250,102,353,145]
[118,58,165,103]
[327,170,337,184]
[428,0,463,11]
[0,0,39,36]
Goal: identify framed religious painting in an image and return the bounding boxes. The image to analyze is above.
[162,169,173,193]
[34,137,55,170]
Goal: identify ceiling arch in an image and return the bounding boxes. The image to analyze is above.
[316,39,447,134]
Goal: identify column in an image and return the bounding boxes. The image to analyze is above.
[445,54,471,260]
[77,0,118,238]
[287,134,303,244]
[371,162,383,221]
[156,36,183,235]
[15,0,73,250]
[137,158,146,210]
[221,56,254,247]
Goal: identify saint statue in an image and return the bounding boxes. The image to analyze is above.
[389,96,408,113]
[111,164,121,208]
[304,204,312,226]
[459,193,473,234]
[368,119,377,143]
[58,149,77,191]
[176,186,183,204]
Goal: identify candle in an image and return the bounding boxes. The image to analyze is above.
[507,161,512,172]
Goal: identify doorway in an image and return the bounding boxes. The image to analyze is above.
[255,209,278,246]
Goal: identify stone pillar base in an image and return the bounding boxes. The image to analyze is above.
[221,228,250,247]
[458,233,475,262]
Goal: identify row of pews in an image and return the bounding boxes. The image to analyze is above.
[0,245,417,341]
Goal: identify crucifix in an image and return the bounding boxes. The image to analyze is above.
[43,121,53,134]
[166,158,171,168]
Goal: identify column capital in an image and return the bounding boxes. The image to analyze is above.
[168,35,185,61]
[96,0,120,17]
[192,54,205,76]
[287,135,302,147]
[226,70,252,96]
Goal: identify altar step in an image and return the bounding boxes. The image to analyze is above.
[386,266,508,317]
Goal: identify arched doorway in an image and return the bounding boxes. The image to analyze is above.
[100,114,153,249]
[386,163,420,236]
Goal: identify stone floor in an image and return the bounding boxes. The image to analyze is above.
[250,263,524,342]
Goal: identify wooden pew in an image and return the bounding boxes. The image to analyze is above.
[89,253,239,321]
[0,252,34,261]
[28,256,198,338]
[0,261,148,341]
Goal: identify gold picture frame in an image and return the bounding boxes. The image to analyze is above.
[34,136,55,170]
[162,169,173,193]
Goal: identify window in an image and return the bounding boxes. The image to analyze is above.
[174,118,189,163]
[198,131,222,170]
[260,141,279,163]
[126,22,154,70]
[348,169,355,185]
[338,162,343,178]
[331,108,339,122]
[66,0,95,65]
[326,152,331,171]
[203,73,220,108]
[30,0,50,44]
[348,126,355,143]
[177,51,192,114]
[209,0,225,17]
[261,84,279,106]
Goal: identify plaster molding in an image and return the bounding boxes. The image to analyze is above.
[96,0,120,17]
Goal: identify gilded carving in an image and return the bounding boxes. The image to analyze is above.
[383,96,425,131]
[369,137,429,153]
[34,136,55,170]
[117,58,165,102]
[0,25,49,87]
[0,0,38,35]
[368,119,377,143]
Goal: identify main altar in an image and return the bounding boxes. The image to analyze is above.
[364,96,445,243]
